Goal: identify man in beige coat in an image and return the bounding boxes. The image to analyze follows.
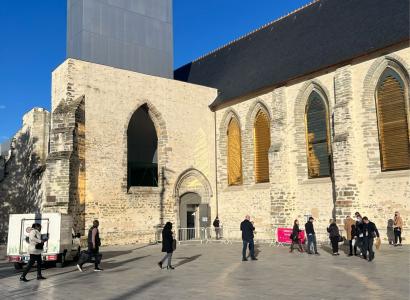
[344,216,356,256]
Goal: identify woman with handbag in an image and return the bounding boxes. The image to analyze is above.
[158,222,175,270]
[327,219,340,256]
[20,223,47,282]
[289,219,304,253]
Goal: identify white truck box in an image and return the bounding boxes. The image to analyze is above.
[6,213,81,269]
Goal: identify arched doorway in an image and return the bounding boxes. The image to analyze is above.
[174,169,213,240]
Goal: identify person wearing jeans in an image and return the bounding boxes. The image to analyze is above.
[394,211,403,246]
[305,217,319,255]
[158,222,175,269]
[240,215,257,261]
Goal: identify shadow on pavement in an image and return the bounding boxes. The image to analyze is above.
[102,255,150,270]
[174,254,201,267]
[109,276,166,300]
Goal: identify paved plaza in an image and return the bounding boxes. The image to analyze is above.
[0,242,409,300]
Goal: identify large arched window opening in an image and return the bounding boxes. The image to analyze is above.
[254,110,271,183]
[127,104,158,187]
[376,68,410,171]
[227,117,243,185]
[305,91,331,178]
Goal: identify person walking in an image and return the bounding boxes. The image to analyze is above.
[305,217,319,255]
[77,220,103,272]
[344,216,356,256]
[353,212,364,256]
[393,211,403,246]
[327,219,340,256]
[362,217,380,262]
[20,223,47,282]
[213,216,221,240]
[240,215,257,261]
[290,219,304,253]
[158,222,175,269]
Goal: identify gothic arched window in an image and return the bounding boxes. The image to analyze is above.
[376,68,410,171]
[305,91,331,178]
[227,117,243,185]
[254,110,271,183]
[127,105,158,187]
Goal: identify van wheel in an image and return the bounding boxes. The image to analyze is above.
[56,254,65,268]
[14,262,23,270]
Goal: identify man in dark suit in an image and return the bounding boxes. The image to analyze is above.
[240,215,257,261]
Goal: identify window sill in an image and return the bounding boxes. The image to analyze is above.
[372,169,410,180]
[301,177,332,185]
[127,186,161,194]
[248,182,270,190]
[223,185,244,192]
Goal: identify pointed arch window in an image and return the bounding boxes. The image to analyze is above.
[376,68,410,171]
[227,117,243,185]
[305,91,331,178]
[127,105,158,187]
[254,110,271,183]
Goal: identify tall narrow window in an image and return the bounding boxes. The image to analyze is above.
[127,105,158,187]
[254,110,271,183]
[305,91,330,178]
[376,68,410,171]
[227,117,243,185]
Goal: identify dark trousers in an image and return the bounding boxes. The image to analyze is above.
[307,234,317,253]
[330,237,339,253]
[242,239,255,258]
[349,240,354,255]
[354,238,363,255]
[362,238,374,260]
[21,254,42,278]
[290,239,303,252]
[78,247,101,268]
[394,228,402,244]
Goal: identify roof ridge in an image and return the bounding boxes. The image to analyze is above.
[192,0,320,63]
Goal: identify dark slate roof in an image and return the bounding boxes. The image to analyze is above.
[174,0,410,110]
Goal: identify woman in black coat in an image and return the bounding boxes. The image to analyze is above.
[289,219,304,253]
[327,219,340,255]
[158,222,174,269]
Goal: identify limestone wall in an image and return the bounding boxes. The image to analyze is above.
[216,47,410,242]
[0,108,50,243]
[48,59,217,245]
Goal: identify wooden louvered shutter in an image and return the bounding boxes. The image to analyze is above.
[305,92,331,178]
[227,118,243,185]
[377,72,410,171]
[254,111,270,183]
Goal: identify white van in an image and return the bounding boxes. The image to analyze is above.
[6,213,81,269]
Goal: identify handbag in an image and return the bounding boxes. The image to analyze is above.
[35,242,44,250]
[338,236,343,243]
[172,239,177,251]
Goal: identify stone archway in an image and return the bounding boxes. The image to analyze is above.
[173,169,213,233]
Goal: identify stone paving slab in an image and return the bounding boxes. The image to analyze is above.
[0,243,409,300]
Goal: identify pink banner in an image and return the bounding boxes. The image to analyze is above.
[277,228,305,243]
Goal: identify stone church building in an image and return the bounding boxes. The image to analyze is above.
[0,0,409,245]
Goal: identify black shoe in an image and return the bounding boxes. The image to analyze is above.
[158,262,163,269]
[251,257,258,261]
[94,267,103,272]
[37,276,46,280]
[167,265,175,270]
[307,252,313,255]
[20,277,29,282]
[242,258,248,261]
[314,252,320,255]
[348,254,353,257]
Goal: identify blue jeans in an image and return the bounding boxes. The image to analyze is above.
[242,239,255,259]
[307,234,317,253]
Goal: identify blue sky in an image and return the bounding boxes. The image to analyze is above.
[0,0,311,143]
